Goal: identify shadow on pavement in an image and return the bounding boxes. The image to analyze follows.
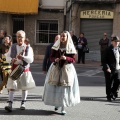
[81,96,120,102]
[0,109,61,116]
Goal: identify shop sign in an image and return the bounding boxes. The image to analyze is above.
[80,10,113,19]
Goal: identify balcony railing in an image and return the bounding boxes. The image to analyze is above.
[72,0,120,4]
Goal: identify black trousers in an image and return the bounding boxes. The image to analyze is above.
[104,71,112,98]
[104,70,120,98]
[77,49,85,64]
[111,70,120,95]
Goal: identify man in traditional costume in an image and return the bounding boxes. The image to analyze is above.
[4,30,35,112]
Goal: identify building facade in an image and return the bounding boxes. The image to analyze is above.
[0,0,120,61]
[71,0,120,61]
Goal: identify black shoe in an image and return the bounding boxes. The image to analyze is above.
[54,107,59,111]
[114,93,118,98]
[107,97,112,102]
[111,92,118,100]
[5,101,12,112]
[5,106,12,112]
[20,100,26,110]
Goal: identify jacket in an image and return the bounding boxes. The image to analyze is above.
[103,45,120,73]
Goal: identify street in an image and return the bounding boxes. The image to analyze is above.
[0,62,120,120]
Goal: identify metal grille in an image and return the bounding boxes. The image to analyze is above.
[36,20,58,43]
[80,19,113,61]
[80,19,113,51]
[12,15,24,43]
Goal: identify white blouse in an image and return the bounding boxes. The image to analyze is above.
[5,43,34,65]
[113,47,120,70]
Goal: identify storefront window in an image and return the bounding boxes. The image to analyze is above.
[36,20,58,43]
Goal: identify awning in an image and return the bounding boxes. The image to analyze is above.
[0,0,38,14]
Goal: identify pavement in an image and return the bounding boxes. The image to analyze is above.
[34,59,101,67]
[0,60,120,120]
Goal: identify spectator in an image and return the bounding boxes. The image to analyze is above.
[42,35,60,73]
[69,30,78,47]
[0,30,7,44]
[99,32,109,66]
[24,38,30,46]
[77,33,87,64]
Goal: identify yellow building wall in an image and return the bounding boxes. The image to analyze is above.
[0,0,38,14]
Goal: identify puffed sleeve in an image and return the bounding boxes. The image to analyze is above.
[23,47,34,64]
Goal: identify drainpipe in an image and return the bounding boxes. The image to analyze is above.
[63,1,67,30]
[69,0,72,31]
[64,0,73,31]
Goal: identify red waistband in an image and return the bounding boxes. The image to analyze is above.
[24,68,30,72]
[12,64,30,72]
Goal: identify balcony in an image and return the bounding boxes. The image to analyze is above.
[72,0,119,4]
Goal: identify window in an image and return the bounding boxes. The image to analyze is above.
[12,15,24,43]
[36,20,58,43]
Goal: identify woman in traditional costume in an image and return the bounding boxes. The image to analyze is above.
[43,31,80,115]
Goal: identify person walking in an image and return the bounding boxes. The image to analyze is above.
[77,33,87,64]
[4,30,36,112]
[103,36,120,101]
[43,31,80,115]
[0,30,7,81]
[0,35,12,81]
[42,35,60,73]
[99,32,110,66]
[0,35,12,94]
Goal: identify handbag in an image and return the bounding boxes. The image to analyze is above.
[76,44,82,49]
[83,45,89,53]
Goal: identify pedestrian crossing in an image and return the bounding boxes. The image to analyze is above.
[31,68,103,77]
[77,68,103,77]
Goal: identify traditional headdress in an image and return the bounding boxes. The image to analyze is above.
[52,31,77,54]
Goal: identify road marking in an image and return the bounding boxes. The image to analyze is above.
[77,68,102,76]
[31,68,103,77]
[32,72,45,75]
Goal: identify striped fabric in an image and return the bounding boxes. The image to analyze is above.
[1,54,11,72]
